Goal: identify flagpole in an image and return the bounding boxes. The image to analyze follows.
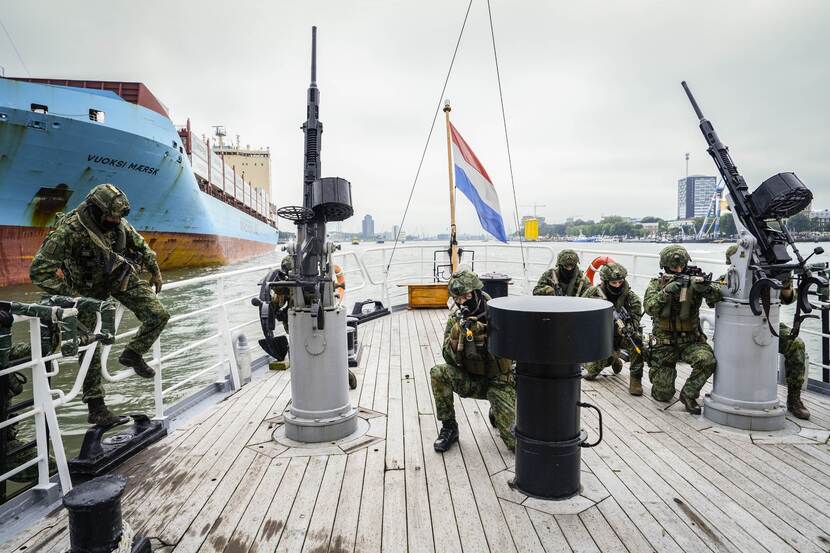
[443,99,459,273]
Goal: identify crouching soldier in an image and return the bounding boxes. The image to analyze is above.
[431,270,516,452]
[724,245,810,419]
[644,245,722,414]
[533,249,591,297]
[582,262,646,395]
[29,184,169,426]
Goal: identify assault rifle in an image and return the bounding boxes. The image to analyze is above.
[682,81,827,337]
[613,306,646,360]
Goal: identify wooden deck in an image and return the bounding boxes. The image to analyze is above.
[8,308,830,553]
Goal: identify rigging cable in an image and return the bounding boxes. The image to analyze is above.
[0,16,32,77]
[383,0,474,275]
[485,0,528,282]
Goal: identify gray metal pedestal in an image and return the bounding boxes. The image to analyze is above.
[284,306,357,442]
[704,298,785,431]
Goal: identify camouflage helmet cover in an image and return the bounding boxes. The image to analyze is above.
[447,270,484,298]
[725,244,739,264]
[557,249,580,267]
[86,183,130,218]
[600,262,628,282]
[659,245,691,269]
[281,255,294,273]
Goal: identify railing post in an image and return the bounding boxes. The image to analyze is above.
[152,338,165,422]
[217,278,241,390]
[821,284,829,383]
[28,318,50,490]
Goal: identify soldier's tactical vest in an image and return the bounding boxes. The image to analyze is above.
[59,210,128,290]
[450,319,511,378]
[551,268,585,297]
[656,274,699,332]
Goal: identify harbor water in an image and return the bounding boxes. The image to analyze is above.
[2,240,828,462]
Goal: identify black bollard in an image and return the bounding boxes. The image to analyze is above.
[488,296,612,499]
[63,474,130,553]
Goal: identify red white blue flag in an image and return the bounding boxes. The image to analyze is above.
[449,123,508,243]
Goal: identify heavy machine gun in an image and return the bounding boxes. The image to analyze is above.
[253,27,358,443]
[682,81,827,337]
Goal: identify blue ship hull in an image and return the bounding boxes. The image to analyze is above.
[0,78,278,286]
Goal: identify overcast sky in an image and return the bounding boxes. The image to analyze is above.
[2,1,828,236]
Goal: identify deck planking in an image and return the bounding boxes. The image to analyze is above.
[7,307,830,553]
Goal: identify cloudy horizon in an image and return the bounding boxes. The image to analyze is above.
[2,1,828,237]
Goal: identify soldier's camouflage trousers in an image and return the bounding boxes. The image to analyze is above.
[648,331,715,401]
[79,275,169,402]
[585,336,644,378]
[3,344,30,442]
[779,323,806,391]
[430,363,516,450]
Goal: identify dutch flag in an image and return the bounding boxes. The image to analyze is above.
[449,123,508,243]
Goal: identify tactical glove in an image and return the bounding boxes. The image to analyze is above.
[662,281,682,296]
[150,269,163,294]
[691,279,710,293]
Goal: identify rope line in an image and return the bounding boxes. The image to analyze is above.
[384,0,474,274]
[486,0,527,275]
[0,17,32,77]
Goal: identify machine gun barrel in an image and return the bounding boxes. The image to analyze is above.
[681,81,792,267]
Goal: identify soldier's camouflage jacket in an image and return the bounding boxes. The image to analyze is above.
[533,268,591,297]
[441,293,511,378]
[30,206,160,295]
[582,282,643,332]
[644,274,721,334]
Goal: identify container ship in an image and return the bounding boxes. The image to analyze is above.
[0,76,279,287]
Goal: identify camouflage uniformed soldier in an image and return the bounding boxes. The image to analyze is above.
[29,184,169,426]
[533,249,591,297]
[582,262,646,395]
[644,245,722,414]
[724,245,810,419]
[430,270,515,452]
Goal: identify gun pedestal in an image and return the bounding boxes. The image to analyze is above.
[705,297,785,430]
[488,296,612,499]
[284,305,357,442]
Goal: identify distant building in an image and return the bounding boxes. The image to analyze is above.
[677,175,717,219]
[810,209,830,224]
[362,215,375,239]
[640,222,660,237]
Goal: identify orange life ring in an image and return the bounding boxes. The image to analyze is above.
[585,256,616,284]
[333,264,346,303]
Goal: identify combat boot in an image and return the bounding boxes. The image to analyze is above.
[348,369,357,390]
[787,389,810,420]
[629,376,643,396]
[118,348,155,378]
[87,398,126,427]
[433,419,459,452]
[611,357,623,374]
[679,391,701,415]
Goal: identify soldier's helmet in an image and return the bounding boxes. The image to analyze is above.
[557,249,580,267]
[600,262,627,282]
[725,244,739,265]
[447,270,484,298]
[659,245,691,269]
[281,255,294,273]
[86,184,130,218]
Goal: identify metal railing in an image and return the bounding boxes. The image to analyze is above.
[1,263,275,499]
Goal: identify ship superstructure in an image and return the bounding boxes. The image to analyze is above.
[0,77,278,287]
